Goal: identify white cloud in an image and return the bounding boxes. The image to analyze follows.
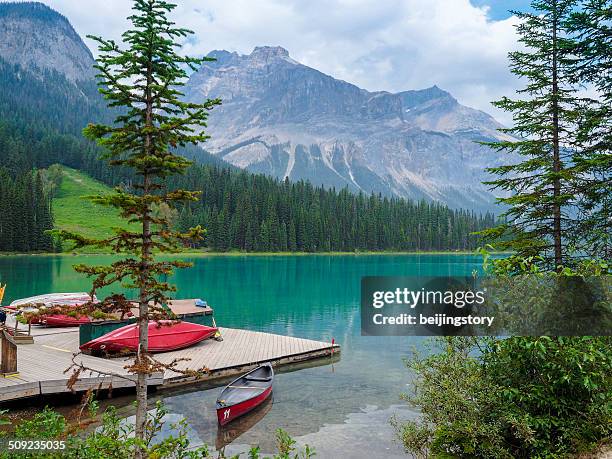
[7,0,522,124]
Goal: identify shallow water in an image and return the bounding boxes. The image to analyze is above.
[1,254,484,457]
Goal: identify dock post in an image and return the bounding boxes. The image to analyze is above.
[0,328,18,376]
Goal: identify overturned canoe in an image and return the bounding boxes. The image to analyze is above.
[80,320,217,354]
[43,314,91,327]
[216,363,274,426]
[8,292,95,309]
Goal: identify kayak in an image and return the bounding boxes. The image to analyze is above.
[216,363,274,426]
[80,320,218,354]
[43,314,92,327]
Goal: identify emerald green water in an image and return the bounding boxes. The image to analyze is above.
[0,254,484,458]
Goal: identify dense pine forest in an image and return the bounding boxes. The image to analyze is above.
[0,56,494,253]
[0,169,54,252]
[172,167,494,252]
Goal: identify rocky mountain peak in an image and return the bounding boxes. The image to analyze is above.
[398,85,455,108]
[185,48,512,211]
[0,2,94,82]
[202,46,297,72]
[206,49,239,65]
[246,46,299,67]
[250,46,290,60]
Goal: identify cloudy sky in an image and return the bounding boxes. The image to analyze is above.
[9,0,534,124]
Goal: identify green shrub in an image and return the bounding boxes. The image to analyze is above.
[483,336,612,457]
[394,337,612,458]
[13,408,66,440]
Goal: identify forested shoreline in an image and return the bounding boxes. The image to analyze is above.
[173,167,494,252]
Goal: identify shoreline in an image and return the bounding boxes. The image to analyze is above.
[0,250,508,258]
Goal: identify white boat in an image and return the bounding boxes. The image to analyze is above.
[8,292,96,309]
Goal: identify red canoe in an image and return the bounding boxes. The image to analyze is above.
[80,320,217,354]
[7,293,97,326]
[43,314,91,327]
[216,363,274,426]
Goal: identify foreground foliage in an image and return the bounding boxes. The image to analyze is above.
[474,247,612,335]
[394,336,612,458]
[394,249,611,457]
[1,401,314,459]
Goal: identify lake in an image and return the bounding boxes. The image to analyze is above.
[0,254,486,458]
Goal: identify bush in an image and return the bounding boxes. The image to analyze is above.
[483,336,612,457]
[1,401,314,459]
[394,337,612,458]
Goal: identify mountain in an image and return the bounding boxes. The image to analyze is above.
[0,2,95,83]
[0,2,227,175]
[0,3,508,212]
[185,46,513,211]
[0,3,495,254]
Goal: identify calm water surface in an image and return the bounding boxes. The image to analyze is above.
[0,254,484,458]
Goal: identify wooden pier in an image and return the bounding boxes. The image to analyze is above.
[0,323,340,402]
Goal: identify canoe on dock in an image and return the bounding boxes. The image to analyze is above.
[0,324,339,403]
[7,292,95,310]
[6,292,97,326]
[216,363,274,426]
[80,320,218,354]
[43,315,91,327]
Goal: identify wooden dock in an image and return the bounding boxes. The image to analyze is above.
[0,324,339,402]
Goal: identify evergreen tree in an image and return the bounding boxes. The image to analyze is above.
[482,0,580,270]
[56,0,220,451]
[288,220,297,252]
[567,0,612,259]
[0,169,53,252]
[280,221,288,252]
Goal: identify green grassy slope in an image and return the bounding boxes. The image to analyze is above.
[52,166,132,246]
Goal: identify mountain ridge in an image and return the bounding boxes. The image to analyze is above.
[0,3,495,255]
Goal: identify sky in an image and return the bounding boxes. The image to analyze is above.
[4,0,535,125]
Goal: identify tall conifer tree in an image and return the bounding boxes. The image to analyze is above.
[483,0,580,270]
[57,0,220,452]
[567,0,611,259]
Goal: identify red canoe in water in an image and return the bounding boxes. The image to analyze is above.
[80,320,217,354]
[216,363,274,426]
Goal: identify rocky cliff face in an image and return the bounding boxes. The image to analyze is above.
[185,46,512,211]
[0,2,94,82]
